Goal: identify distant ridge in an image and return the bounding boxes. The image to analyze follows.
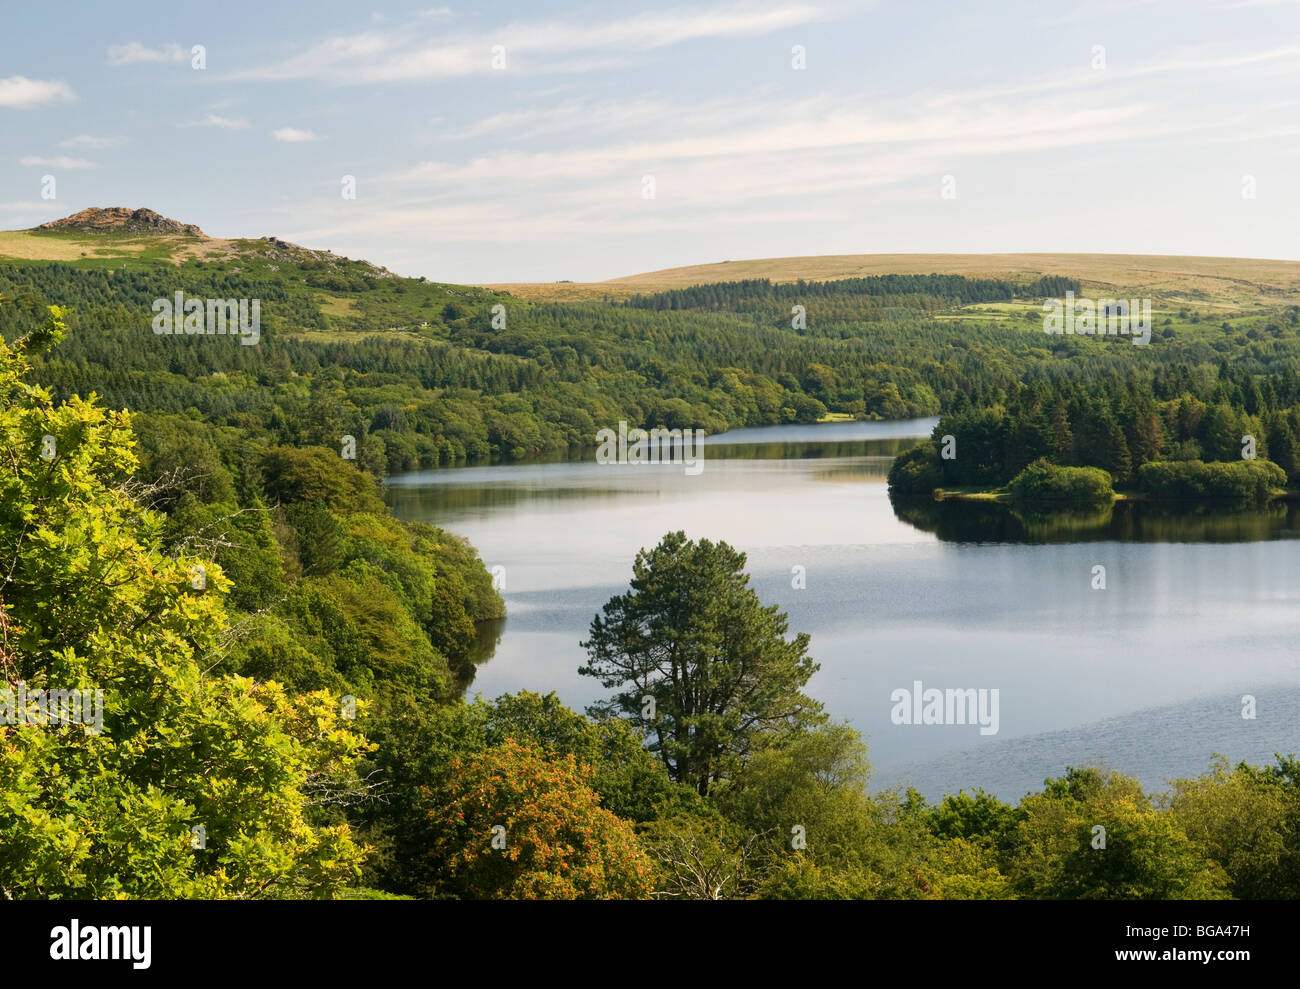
[490,252,1300,305]
[37,207,206,238]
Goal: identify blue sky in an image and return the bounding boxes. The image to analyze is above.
[3,0,1300,283]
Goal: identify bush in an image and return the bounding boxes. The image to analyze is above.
[887,441,943,495]
[1009,460,1113,503]
[1137,459,1285,502]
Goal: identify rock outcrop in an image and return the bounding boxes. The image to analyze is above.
[37,207,206,237]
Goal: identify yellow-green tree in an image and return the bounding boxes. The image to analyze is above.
[1006,767,1230,900]
[0,308,368,899]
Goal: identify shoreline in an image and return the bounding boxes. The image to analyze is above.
[928,488,1300,505]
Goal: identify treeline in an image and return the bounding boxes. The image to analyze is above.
[8,259,1300,479]
[889,367,1300,499]
[626,274,1081,311]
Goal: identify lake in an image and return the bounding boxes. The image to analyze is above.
[386,419,1300,802]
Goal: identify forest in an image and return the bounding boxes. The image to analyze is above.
[3,305,1299,899]
[3,253,1298,481]
[887,369,1300,502]
[4,241,1300,898]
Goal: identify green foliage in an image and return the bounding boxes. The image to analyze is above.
[1009,459,1114,503]
[886,440,942,495]
[260,445,386,514]
[888,375,1300,497]
[1137,458,1286,502]
[627,274,1081,312]
[0,308,368,898]
[1005,768,1231,900]
[713,723,942,899]
[581,531,823,796]
[928,788,1024,850]
[1168,755,1300,899]
[8,278,1300,901]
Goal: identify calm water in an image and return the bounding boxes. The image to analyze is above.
[386,419,1300,801]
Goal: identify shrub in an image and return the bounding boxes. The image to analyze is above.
[887,441,943,495]
[1137,459,1285,502]
[1009,460,1113,503]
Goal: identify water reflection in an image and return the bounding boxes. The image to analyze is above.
[705,437,928,462]
[893,497,1300,544]
[451,618,506,692]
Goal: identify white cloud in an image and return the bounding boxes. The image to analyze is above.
[59,135,124,149]
[272,127,319,142]
[274,91,1165,263]
[185,114,250,129]
[393,99,1155,188]
[0,76,76,109]
[107,42,190,66]
[444,98,689,140]
[19,155,98,169]
[235,3,836,82]
[929,42,1300,108]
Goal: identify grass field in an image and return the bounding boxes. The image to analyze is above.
[0,228,242,268]
[490,252,1300,306]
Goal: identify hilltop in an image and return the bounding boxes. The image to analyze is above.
[0,209,498,343]
[491,252,1300,309]
[38,206,206,237]
[8,211,1300,313]
[3,209,396,283]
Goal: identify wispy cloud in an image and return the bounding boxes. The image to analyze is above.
[0,76,76,109]
[276,92,1163,259]
[234,3,837,82]
[19,155,98,169]
[59,135,124,149]
[394,98,1156,188]
[928,42,1300,109]
[271,127,319,142]
[184,114,250,129]
[444,98,690,140]
[107,42,190,66]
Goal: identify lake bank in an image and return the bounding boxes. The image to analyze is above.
[928,487,1300,504]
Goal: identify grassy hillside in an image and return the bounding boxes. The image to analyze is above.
[492,252,1300,308]
[0,223,503,343]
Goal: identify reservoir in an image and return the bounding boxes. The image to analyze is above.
[386,418,1300,801]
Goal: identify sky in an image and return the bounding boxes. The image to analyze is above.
[3,0,1300,284]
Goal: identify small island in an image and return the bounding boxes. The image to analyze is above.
[888,390,1299,506]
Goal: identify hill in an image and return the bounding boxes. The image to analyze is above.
[38,206,207,237]
[4,209,1300,476]
[0,208,496,343]
[491,252,1300,309]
